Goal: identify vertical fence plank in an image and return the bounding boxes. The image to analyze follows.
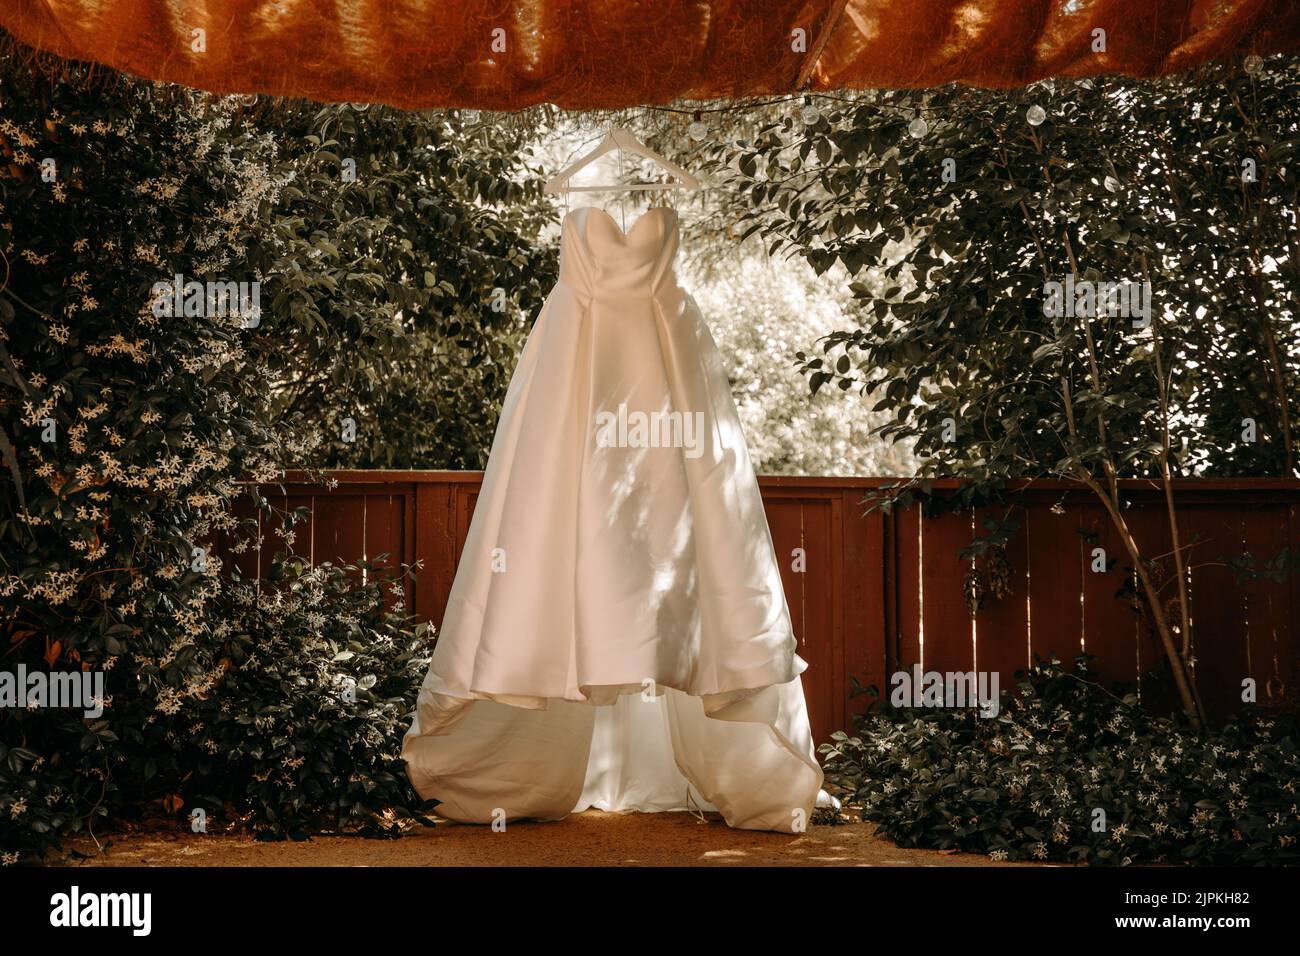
[363,493,406,611]
[1183,507,1249,718]
[973,503,1030,688]
[764,497,806,645]
[828,491,847,735]
[402,487,416,614]
[800,498,836,744]
[454,487,479,559]
[1079,504,1140,691]
[1242,507,1294,710]
[894,503,921,674]
[362,494,395,567]
[261,490,286,565]
[1123,503,1179,712]
[1025,496,1085,668]
[842,487,887,723]
[223,491,261,581]
[283,493,314,562]
[1290,502,1300,711]
[413,482,455,626]
[920,507,974,674]
[310,494,369,584]
[1291,502,1300,711]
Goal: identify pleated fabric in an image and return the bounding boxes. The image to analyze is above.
[402,206,831,833]
[8,1,1297,110]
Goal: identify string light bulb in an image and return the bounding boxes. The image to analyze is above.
[800,95,820,126]
[688,110,706,141]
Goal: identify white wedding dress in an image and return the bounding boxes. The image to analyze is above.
[402,205,831,833]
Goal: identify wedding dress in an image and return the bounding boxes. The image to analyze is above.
[402,205,831,833]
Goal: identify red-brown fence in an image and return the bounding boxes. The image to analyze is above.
[223,472,1300,741]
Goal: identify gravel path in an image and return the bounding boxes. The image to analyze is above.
[58,810,1041,867]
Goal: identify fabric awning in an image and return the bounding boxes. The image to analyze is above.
[3,1,1298,109]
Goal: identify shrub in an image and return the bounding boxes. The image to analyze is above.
[180,556,434,840]
[0,56,293,864]
[0,45,448,863]
[820,657,1300,865]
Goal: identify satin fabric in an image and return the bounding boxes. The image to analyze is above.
[401,206,830,833]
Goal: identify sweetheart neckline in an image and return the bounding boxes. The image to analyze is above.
[566,205,677,241]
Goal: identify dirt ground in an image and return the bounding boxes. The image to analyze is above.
[57,810,1042,867]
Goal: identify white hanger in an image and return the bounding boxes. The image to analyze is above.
[544,126,702,195]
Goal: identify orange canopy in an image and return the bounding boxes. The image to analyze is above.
[3,1,1297,108]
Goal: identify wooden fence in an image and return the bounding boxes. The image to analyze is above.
[223,472,1300,741]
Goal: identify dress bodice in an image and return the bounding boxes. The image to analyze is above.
[558,206,680,300]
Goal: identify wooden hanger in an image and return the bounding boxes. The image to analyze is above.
[544,126,702,194]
